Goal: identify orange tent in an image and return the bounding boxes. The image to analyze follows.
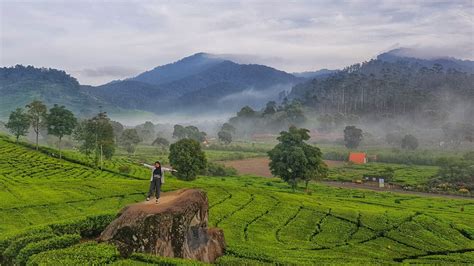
[348,152,367,164]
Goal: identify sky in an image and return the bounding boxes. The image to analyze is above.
[1,0,473,85]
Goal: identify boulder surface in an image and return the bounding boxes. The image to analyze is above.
[98,189,225,263]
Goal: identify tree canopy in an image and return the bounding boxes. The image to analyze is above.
[268,126,327,190]
[169,139,207,181]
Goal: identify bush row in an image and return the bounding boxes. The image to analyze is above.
[1,213,115,265]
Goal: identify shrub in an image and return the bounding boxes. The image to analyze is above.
[2,231,55,264]
[27,242,119,266]
[16,234,80,265]
[206,162,237,177]
[118,165,131,174]
[49,214,115,237]
[130,252,208,265]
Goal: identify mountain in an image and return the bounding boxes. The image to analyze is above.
[292,69,338,79]
[377,48,474,73]
[83,53,303,114]
[129,52,225,85]
[289,53,474,123]
[0,65,117,119]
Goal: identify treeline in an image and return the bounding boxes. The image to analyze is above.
[290,59,474,123]
[0,65,80,88]
[219,100,306,139]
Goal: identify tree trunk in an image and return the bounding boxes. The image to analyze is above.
[59,137,62,159]
[100,144,103,170]
[35,130,39,150]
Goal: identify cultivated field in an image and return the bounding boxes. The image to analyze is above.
[1,136,473,265]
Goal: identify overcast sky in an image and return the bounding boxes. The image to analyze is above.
[1,0,473,85]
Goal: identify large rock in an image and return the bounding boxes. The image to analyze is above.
[98,189,225,263]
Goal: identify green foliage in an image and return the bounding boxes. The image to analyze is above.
[25,100,48,149]
[152,136,169,147]
[268,126,327,189]
[16,234,80,265]
[6,107,30,142]
[27,242,120,266]
[206,162,237,176]
[169,139,207,180]
[1,135,474,265]
[401,134,419,150]
[172,124,207,142]
[343,125,363,149]
[217,130,232,144]
[119,128,142,155]
[46,104,76,158]
[74,112,115,165]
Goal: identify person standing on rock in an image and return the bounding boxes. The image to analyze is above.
[142,161,176,203]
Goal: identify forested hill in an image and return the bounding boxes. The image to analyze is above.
[82,53,302,114]
[0,65,117,119]
[289,58,474,122]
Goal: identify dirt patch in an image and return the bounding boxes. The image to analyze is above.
[221,157,343,178]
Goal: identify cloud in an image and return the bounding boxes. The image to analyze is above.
[1,0,473,85]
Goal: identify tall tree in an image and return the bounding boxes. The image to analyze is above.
[6,108,30,142]
[401,134,419,150]
[119,128,141,155]
[169,139,207,181]
[26,100,48,150]
[74,112,115,166]
[268,126,327,190]
[218,130,232,144]
[46,105,76,159]
[344,125,363,149]
[173,124,187,139]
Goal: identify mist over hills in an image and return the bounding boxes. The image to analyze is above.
[289,49,474,124]
[1,49,473,123]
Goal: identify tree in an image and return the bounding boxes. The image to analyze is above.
[137,121,155,143]
[119,128,141,155]
[6,108,30,142]
[73,112,114,166]
[184,126,207,142]
[169,139,207,181]
[237,106,256,118]
[218,130,232,144]
[268,126,328,190]
[26,100,47,150]
[173,124,187,139]
[152,136,169,147]
[46,105,76,159]
[344,126,363,149]
[263,101,277,115]
[221,123,236,134]
[401,134,419,150]
[110,120,124,143]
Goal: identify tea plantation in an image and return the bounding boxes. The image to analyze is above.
[0,136,473,265]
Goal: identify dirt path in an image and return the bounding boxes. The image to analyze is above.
[221,157,472,200]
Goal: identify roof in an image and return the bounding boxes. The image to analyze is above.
[348,152,367,164]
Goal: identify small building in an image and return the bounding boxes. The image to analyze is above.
[348,152,367,164]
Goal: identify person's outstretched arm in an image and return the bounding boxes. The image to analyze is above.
[162,167,177,172]
[142,163,154,169]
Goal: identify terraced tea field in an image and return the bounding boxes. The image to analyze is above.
[0,136,473,265]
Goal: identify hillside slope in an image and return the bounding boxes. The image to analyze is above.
[0,136,473,264]
[84,53,302,114]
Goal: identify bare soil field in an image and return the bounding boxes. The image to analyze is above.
[221,157,344,178]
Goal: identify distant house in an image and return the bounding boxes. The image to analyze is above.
[348,152,367,164]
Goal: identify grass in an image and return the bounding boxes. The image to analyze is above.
[327,162,439,187]
[0,135,473,265]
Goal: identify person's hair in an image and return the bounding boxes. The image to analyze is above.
[154,161,161,165]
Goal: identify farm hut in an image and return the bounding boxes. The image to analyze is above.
[348,152,367,164]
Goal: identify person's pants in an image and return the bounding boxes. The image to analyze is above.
[148,178,161,198]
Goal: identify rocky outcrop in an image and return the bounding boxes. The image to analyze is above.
[98,189,225,263]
